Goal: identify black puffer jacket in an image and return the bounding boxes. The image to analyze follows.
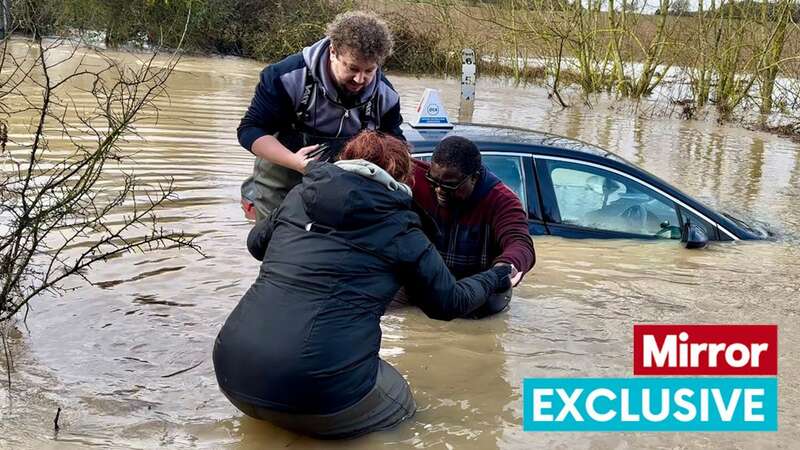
[213,161,509,414]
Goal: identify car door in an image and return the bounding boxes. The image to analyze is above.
[534,156,720,240]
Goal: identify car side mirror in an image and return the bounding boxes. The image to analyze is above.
[681,221,709,249]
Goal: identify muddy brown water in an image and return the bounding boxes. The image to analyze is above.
[2,46,800,449]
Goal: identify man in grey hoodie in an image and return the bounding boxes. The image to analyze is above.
[238,11,404,220]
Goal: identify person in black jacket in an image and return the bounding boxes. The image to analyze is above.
[213,131,511,439]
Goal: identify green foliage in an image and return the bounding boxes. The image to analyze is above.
[178,0,350,60]
[383,11,455,73]
[13,0,349,61]
[716,0,800,21]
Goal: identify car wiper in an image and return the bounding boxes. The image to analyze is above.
[721,212,754,231]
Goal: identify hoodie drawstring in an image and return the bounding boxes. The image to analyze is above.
[336,110,349,137]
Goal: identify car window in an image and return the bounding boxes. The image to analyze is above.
[547,161,681,238]
[414,154,527,207]
[482,155,526,206]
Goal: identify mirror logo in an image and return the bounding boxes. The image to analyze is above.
[523,325,778,431]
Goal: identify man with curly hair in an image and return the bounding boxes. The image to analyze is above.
[238,11,404,221]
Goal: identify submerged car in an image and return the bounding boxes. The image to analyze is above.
[405,123,767,247]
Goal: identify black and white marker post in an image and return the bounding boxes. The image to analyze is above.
[458,48,476,122]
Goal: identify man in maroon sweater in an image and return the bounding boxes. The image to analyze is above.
[412,136,535,317]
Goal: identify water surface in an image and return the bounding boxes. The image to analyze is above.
[2,46,799,449]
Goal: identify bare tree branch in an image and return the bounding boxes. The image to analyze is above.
[1,6,199,332]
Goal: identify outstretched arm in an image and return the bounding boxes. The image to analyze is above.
[400,236,511,321]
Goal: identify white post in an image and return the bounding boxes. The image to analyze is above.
[458,48,476,123]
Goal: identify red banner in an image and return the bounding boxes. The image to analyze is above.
[633,325,777,375]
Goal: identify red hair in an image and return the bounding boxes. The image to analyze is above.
[338,131,413,184]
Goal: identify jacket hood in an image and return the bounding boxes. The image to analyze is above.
[301,38,380,106]
[465,165,502,205]
[334,159,412,197]
[300,161,414,231]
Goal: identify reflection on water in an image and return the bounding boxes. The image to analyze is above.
[2,46,800,448]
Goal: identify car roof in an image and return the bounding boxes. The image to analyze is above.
[404,122,627,162]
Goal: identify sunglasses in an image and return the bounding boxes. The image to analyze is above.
[425,170,476,191]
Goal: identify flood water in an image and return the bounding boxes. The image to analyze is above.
[2,44,800,449]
